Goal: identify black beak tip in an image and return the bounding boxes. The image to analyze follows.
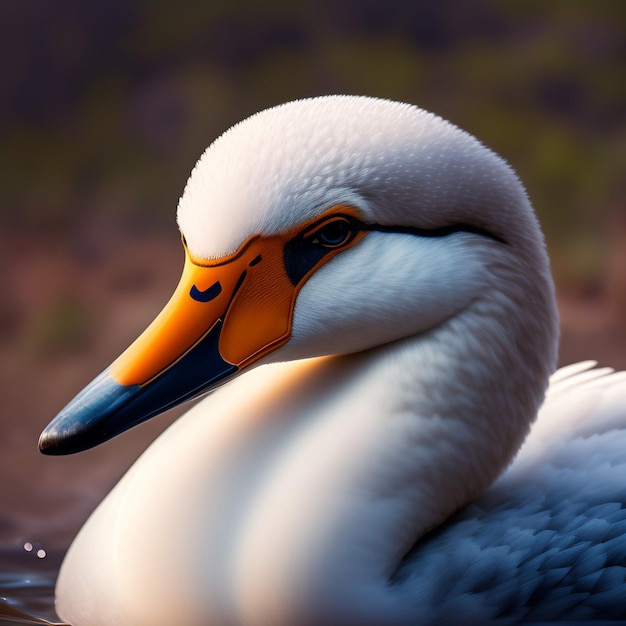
[38,431,69,455]
[38,324,239,456]
[38,429,56,455]
[38,422,102,455]
[38,368,136,456]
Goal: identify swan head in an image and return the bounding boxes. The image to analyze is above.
[39,96,558,456]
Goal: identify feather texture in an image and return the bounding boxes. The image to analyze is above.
[48,97,625,625]
[394,363,626,623]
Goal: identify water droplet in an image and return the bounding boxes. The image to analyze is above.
[24,542,33,552]
[37,549,46,559]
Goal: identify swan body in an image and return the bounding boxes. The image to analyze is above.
[39,97,626,625]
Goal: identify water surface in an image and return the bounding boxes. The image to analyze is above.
[0,547,65,625]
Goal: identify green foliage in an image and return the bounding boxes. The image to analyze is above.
[2,0,624,285]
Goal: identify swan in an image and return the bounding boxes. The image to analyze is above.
[39,96,626,625]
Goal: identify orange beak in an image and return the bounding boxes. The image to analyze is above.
[39,210,367,455]
[110,234,301,387]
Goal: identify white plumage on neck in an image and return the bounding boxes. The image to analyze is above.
[53,96,626,626]
[56,234,557,624]
[55,329,543,625]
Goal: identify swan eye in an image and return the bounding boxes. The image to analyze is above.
[284,214,363,286]
[310,218,355,248]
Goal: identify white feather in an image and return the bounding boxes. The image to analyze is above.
[54,96,625,625]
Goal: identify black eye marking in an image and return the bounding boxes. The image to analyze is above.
[284,212,507,287]
[362,222,507,245]
[283,215,361,286]
[249,254,262,267]
[190,281,222,303]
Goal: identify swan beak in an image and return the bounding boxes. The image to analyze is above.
[39,236,300,455]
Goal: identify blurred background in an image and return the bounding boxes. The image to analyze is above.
[0,0,624,612]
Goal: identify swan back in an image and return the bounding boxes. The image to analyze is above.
[393,365,626,623]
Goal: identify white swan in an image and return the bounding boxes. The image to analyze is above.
[39,96,626,626]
